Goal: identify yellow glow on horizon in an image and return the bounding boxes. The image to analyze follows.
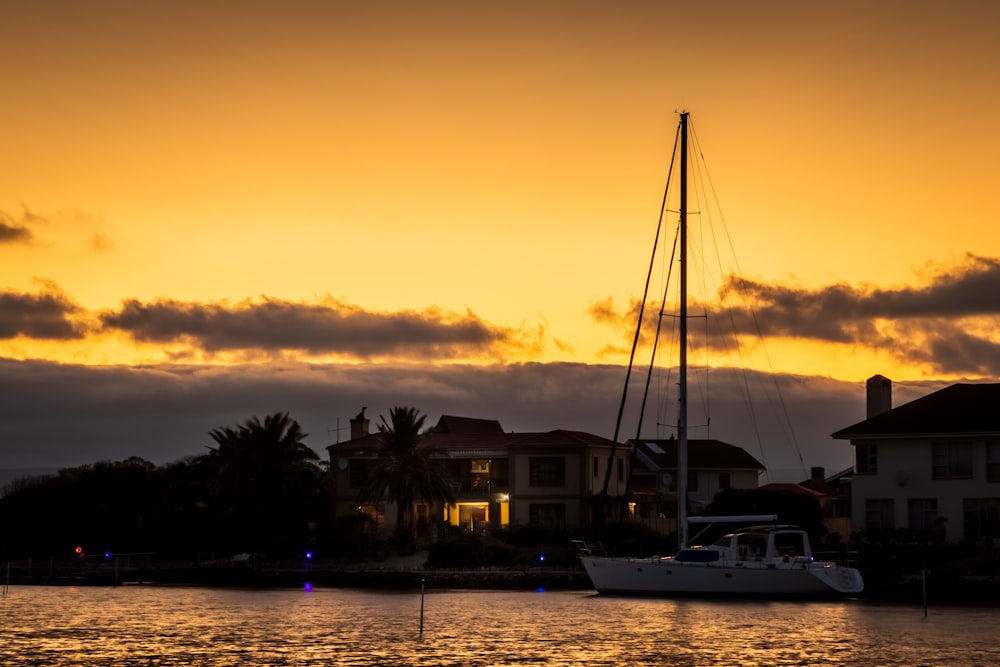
[2,3,999,385]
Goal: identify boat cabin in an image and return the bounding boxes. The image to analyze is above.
[675,526,814,564]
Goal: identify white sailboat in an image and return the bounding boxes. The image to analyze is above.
[578,113,864,597]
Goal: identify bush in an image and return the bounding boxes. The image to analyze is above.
[426,533,518,568]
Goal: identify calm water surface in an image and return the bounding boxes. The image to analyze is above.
[1,585,996,665]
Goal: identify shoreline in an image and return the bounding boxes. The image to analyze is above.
[5,563,999,606]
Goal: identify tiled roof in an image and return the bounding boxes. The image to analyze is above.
[431,415,505,435]
[508,429,619,449]
[326,423,621,456]
[831,383,1000,440]
[631,438,764,471]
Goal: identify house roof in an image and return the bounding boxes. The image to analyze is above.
[831,383,1000,440]
[798,466,852,496]
[325,417,622,457]
[507,429,620,450]
[630,438,764,471]
[431,415,505,435]
[758,482,827,498]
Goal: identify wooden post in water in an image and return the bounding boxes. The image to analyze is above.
[419,579,426,633]
[922,569,928,617]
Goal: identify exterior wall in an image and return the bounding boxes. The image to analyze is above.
[692,469,759,505]
[328,457,402,535]
[508,446,584,527]
[851,436,1000,542]
[328,440,631,535]
[586,448,630,497]
[508,445,630,528]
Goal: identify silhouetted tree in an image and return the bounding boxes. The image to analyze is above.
[704,488,827,542]
[206,412,323,556]
[358,406,455,543]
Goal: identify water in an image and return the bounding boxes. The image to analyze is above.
[1,585,996,666]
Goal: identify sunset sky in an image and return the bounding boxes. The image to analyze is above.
[2,1,998,476]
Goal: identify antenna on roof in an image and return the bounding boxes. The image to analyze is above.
[328,417,348,443]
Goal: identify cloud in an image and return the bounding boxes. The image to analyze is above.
[890,320,1000,376]
[88,233,114,252]
[99,297,538,360]
[0,357,882,480]
[0,285,88,340]
[0,209,36,244]
[720,254,1000,336]
[591,254,1000,375]
[0,207,113,253]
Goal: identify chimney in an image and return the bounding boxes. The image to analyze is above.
[350,407,370,439]
[810,466,825,481]
[866,375,892,418]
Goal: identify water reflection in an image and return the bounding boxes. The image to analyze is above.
[0,586,995,666]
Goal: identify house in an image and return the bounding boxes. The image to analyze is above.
[831,375,1000,543]
[759,466,854,542]
[628,437,765,534]
[325,411,632,538]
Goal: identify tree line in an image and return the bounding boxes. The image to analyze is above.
[0,407,455,564]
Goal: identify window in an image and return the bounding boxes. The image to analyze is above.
[933,442,973,479]
[617,458,624,483]
[719,472,731,490]
[593,456,599,477]
[529,457,565,487]
[988,442,1000,483]
[856,443,878,474]
[349,459,373,489]
[492,458,509,488]
[908,498,938,534]
[667,471,699,492]
[865,499,894,532]
[529,503,566,527]
[963,498,1000,540]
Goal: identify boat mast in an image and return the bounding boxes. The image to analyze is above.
[678,112,689,548]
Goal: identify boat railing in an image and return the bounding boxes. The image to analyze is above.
[812,549,862,567]
[572,540,608,557]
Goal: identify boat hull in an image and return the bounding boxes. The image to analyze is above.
[580,555,863,598]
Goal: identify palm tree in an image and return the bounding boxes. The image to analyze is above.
[359,406,456,542]
[207,412,322,554]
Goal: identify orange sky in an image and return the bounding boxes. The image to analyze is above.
[3,1,1000,380]
[1,1,999,470]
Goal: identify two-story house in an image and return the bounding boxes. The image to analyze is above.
[628,437,765,534]
[831,375,1000,543]
[325,411,632,538]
